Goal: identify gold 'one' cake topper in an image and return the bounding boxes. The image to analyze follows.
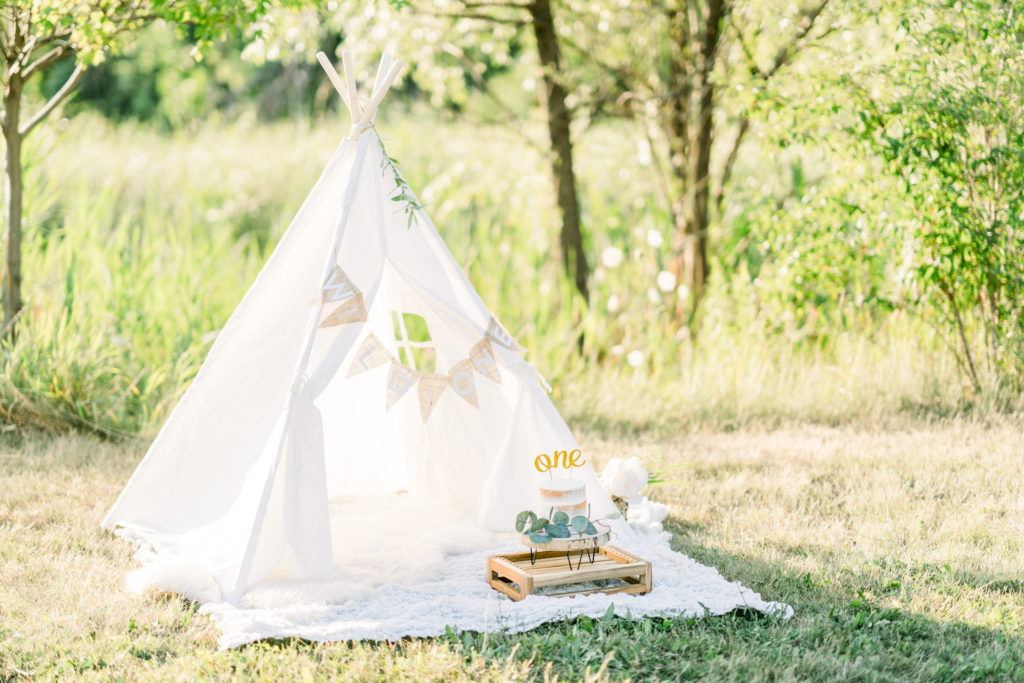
[534,448,586,473]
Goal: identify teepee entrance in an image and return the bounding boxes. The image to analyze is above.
[104,51,616,604]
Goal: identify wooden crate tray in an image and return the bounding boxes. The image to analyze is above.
[487,545,652,602]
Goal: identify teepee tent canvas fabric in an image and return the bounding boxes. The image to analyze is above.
[103,53,617,605]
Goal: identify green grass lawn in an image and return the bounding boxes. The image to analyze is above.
[2,416,1022,681]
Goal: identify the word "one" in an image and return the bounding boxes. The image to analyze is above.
[534,448,587,472]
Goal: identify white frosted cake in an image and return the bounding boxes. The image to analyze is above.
[539,478,587,517]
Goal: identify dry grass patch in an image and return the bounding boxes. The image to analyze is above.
[2,419,1023,680]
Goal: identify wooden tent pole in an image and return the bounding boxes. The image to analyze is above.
[341,50,362,120]
[353,60,404,132]
[316,51,355,120]
[373,52,393,97]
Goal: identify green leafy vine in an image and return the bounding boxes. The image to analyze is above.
[377,131,423,229]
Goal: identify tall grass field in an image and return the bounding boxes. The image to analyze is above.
[0,111,980,436]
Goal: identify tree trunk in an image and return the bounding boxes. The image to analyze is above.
[3,73,23,339]
[664,2,692,221]
[529,0,590,301]
[672,0,724,322]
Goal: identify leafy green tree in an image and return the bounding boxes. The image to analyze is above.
[389,0,843,324]
[316,0,842,314]
[854,0,1024,392]
[0,1,290,338]
[584,0,837,323]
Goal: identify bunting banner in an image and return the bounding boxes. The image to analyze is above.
[448,358,479,408]
[319,266,367,327]
[486,315,525,353]
[417,373,449,422]
[385,361,419,411]
[469,338,502,384]
[346,333,393,378]
[345,332,512,417]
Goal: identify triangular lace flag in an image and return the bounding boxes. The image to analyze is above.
[486,315,525,352]
[346,334,393,378]
[417,373,448,421]
[321,266,360,303]
[448,358,479,408]
[469,338,502,384]
[385,361,419,411]
[318,266,367,327]
[320,294,367,327]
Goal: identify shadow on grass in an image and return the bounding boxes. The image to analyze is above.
[637,516,1024,681]
[223,514,1023,681]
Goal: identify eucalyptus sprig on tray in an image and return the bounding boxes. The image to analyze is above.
[514,507,620,545]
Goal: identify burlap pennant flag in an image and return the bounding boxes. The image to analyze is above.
[469,338,502,384]
[417,373,449,422]
[346,334,393,378]
[448,358,479,408]
[321,266,360,304]
[313,266,367,327]
[320,293,367,327]
[486,315,525,352]
[385,361,419,411]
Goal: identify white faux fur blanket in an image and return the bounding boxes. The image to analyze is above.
[124,495,791,648]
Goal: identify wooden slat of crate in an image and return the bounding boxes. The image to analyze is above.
[541,582,648,599]
[487,545,652,602]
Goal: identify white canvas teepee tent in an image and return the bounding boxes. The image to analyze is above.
[104,51,617,605]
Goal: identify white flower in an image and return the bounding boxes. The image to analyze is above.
[606,295,620,313]
[656,270,676,292]
[601,246,623,268]
[626,498,670,533]
[647,287,661,304]
[677,284,690,300]
[646,229,663,248]
[626,350,644,367]
[600,457,648,498]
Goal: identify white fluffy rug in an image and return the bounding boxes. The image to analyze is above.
[125,495,792,648]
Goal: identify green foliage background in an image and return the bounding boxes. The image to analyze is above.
[2,0,1022,435]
